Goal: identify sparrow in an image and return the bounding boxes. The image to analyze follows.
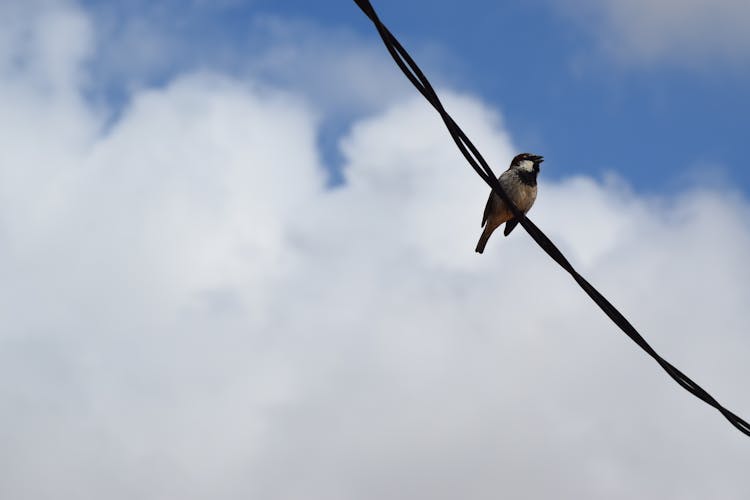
[475,153,544,253]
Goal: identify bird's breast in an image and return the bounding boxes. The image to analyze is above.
[499,173,538,213]
[514,185,537,213]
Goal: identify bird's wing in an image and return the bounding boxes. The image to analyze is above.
[482,172,510,226]
[503,218,519,236]
[481,193,496,227]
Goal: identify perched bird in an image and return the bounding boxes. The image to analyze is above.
[475,153,544,253]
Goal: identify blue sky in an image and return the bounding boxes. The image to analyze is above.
[78,0,750,193]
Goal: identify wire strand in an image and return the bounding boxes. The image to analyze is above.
[353,0,750,437]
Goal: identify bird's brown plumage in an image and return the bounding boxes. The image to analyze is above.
[475,199,513,253]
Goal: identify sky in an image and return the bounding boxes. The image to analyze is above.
[0,1,749,499]
[76,0,750,192]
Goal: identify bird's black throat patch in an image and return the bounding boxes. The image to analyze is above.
[516,169,538,187]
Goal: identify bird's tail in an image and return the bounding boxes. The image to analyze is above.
[475,225,496,254]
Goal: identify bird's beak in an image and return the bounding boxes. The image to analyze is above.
[532,155,544,163]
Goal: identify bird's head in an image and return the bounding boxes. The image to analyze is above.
[510,153,544,173]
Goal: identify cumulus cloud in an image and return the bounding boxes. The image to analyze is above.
[556,0,750,67]
[0,2,749,500]
[0,0,92,91]
[244,16,415,117]
[82,4,411,120]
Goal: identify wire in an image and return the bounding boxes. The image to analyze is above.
[353,0,750,437]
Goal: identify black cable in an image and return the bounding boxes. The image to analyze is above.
[353,0,750,437]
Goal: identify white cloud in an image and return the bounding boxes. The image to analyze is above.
[0,2,92,109]
[245,16,415,117]
[82,7,412,122]
[0,2,749,500]
[557,0,750,67]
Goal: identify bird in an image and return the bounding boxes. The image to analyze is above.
[475,153,544,253]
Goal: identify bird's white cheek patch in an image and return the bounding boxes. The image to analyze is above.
[518,159,534,172]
